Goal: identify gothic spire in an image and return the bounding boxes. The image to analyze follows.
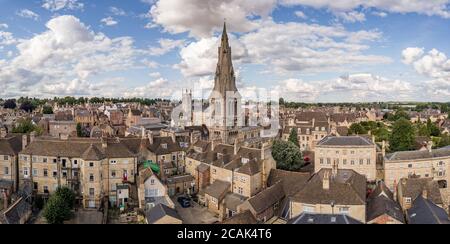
[213,21,238,94]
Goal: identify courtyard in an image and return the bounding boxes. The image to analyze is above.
[174,198,218,224]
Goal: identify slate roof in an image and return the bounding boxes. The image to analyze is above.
[147,137,182,155]
[146,204,182,224]
[267,169,310,197]
[1,197,32,224]
[288,213,363,224]
[247,182,285,214]
[237,159,260,176]
[204,180,231,199]
[386,147,450,161]
[20,138,136,159]
[0,134,23,156]
[366,182,405,223]
[224,193,247,211]
[295,112,328,122]
[407,196,450,224]
[398,178,443,205]
[292,169,366,205]
[317,136,374,146]
[221,210,257,224]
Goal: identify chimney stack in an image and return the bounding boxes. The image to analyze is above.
[234,139,239,155]
[422,189,428,199]
[22,135,28,150]
[0,127,6,138]
[211,139,215,151]
[30,131,36,143]
[141,127,145,138]
[148,131,154,145]
[393,180,398,202]
[323,171,330,190]
[427,141,433,153]
[382,140,386,158]
[101,137,108,149]
[171,133,176,144]
[2,190,8,209]
[332,160,338,177]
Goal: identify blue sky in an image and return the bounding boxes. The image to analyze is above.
[1,0,450,102]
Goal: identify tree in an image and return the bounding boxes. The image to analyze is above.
[19,100,36,112]
[3,99,17,109]
[55,187,76,209]
[349,123,367,135]
[438,134,450,148]
[288,128,299,147]
[43,194,72,224]
[12,118,36,134]
[42,106,54,114]
[76,123,83,137]
[272,140,305,171]
[389,118,415,152]
[427,119,440,137]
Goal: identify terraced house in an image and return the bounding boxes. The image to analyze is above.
[0,128,25,202]
[18,137,138,209]
[315,136,378,182]
[184,140,276,219]
[384,147,450,191]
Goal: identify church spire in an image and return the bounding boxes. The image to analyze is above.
[221,21,228,46]
[213,21,237,94]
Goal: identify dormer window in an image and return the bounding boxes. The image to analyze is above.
[162,144,168,149]
[241,158,249,164]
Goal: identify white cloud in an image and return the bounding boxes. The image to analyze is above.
[279,0,450,18]
[403,48,450,100]
[372,11,388,17]
[101,17,118,26]
[335,11,366,23]
[411,49,450,78]
[148,38,184,56]
[0,23,8,29]
[274,79,320,102]
[0,31,17,46]
[147,0,277,38]
[16,9,40,20]
[240,20,389,74]
[175,34,248,77]
[295,11,307,19]
[42,0,84,11]
[124,78,174,98]
[0,15,142,97]
[109,7,126,16]
[402,47,424,64]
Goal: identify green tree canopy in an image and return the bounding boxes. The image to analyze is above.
[55,187,76,209]
[389,118,415,152]
[288,128,299,147]
[42,106,54,114]
[12,118,37,134]
[3,99,17,109]
[272,140,305,171]
[349,123,367,135]
[43,194,72,224]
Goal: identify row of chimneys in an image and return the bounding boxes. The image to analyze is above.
[22,132,36,150]
[323,162,339,190]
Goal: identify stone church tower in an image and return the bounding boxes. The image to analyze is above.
[208,22,242,144]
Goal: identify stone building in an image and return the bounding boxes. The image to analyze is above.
[315,136,377,182]
[18,137,138,208]
[384,147,450,191]
[289,168,367,223]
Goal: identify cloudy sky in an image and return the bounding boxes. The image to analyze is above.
[1,0,450,102]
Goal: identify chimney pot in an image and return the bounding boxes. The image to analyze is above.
[22,135,28,150]
[422,189,428,199]
[323,171,330,190]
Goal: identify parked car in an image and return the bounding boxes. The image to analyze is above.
[177,196,191,208]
